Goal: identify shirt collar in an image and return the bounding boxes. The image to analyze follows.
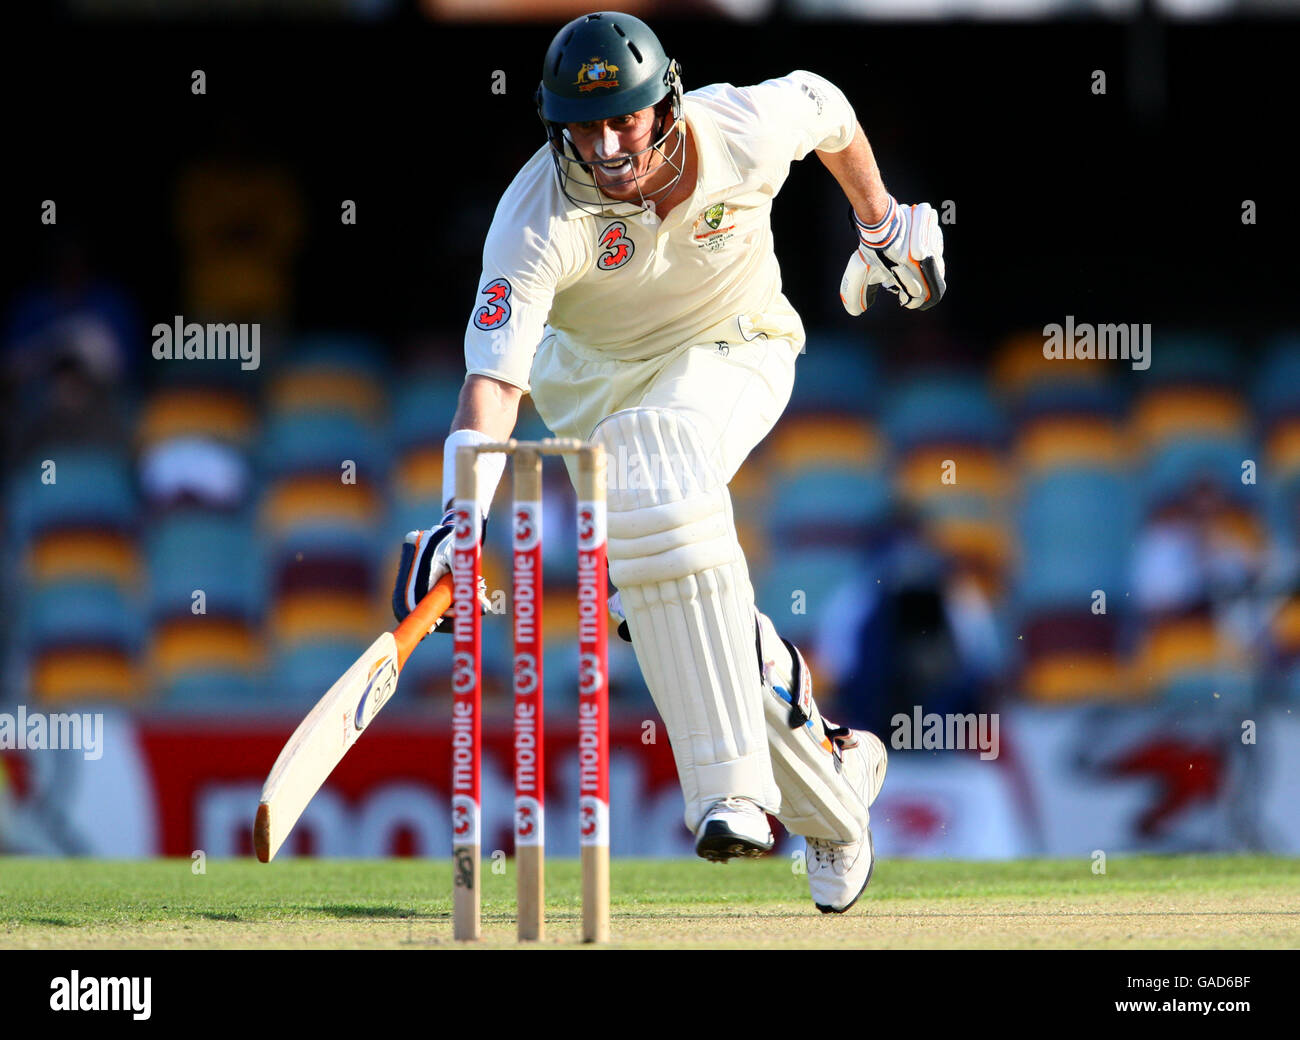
[682,95,743,196]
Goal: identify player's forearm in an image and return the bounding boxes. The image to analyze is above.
[450,373,522,442]
[816,124,890,226]
[441,374,522,514]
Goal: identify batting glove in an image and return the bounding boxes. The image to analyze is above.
[840,196,946,314]
[392,510,490,629]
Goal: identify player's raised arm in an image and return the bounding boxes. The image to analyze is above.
[818,121,948,314]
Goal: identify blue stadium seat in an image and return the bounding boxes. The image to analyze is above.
[22,580,144,650]
[771,470,893,539]
[260,413,389,480]
[1019,470,1136,544]
[1141,436,1256,509]
[158,670,263,708]
[1253,333,1300,420]
[1016,470,1136,611]
[271,641,374,708]
[393,371,464,450]
[1264,470,1300,543]
[882,375,1005,449]
[145,510,264,619]
[1015,546,1131,612]
[266,524,386,569]
[755,547,871,645]
[9,449,135,540]
[286,335,388,376]
[789,334,880,414]
[1014,380,1127,422]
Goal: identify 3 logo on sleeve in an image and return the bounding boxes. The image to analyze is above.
[473,277,512,330]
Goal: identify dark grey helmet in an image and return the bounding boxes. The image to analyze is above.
[538,11,675,124]
[535,11,686,216]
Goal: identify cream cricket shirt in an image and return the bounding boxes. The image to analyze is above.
[463,70,857,391]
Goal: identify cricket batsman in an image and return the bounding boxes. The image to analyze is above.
[394,11,945,913]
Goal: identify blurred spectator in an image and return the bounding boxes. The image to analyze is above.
[815,506,1003,735]
[1134,477,1263,626]
[4,231,138,382]
[1132,476,1266,702]
[3,232,137,463]
[138,437,253,511]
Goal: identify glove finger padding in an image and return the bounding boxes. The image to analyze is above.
[839,249,889,316]
[898,202,946,311]
[393,527,446,622]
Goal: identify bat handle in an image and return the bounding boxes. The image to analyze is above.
[394,573,455,670]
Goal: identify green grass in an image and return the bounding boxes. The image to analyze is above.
[1,855,1297,949]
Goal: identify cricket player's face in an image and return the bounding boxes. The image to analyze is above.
[566,107,663,199]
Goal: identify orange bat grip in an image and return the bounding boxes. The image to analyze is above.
[393,573,455,670]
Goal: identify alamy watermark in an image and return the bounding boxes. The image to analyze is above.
[50,972,150,1020]
[890,706,1000,761]
[604,444,703,493]
[1043,316,1150,371]
[0,706,104,760]
[151,316,260,371]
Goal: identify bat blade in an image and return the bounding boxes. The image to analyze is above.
[254,574,453,862]
[255,632,399,862]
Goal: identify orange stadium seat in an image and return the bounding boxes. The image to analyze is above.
[991,331,1110,398]
[268,367,386,424]
[1014,416,1130,473]
[136,387,257,449]
[1131,387,1249,447]
[1019,610,1136,703]
[896,443,1009,501]
[764,415,884,474]
[26,529,142,590]
[262,475,384,535]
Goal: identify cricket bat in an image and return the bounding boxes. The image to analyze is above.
[254,574,454,862]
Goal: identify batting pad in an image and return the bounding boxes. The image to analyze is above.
[593,408,779,831]
[757,611,873,843]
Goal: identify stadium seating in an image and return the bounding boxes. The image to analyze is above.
[7,324,1299,716]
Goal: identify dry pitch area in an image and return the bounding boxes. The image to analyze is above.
[1,855,1296,949]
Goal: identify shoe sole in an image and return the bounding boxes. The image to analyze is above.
[814,827,875,914]
[695,822,775,863]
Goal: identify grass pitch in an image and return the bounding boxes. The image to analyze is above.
[1,855,1296,949]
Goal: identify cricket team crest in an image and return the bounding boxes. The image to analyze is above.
[575,58,620,92]
[692,203,737,253]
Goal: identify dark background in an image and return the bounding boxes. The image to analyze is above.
[6,17,1291,359]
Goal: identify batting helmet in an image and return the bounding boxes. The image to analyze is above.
[536,11,685,215]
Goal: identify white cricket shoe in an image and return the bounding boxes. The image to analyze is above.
[807,728,888,913]
[695,797,775,862]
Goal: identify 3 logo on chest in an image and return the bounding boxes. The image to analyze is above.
[596,221,635,271]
